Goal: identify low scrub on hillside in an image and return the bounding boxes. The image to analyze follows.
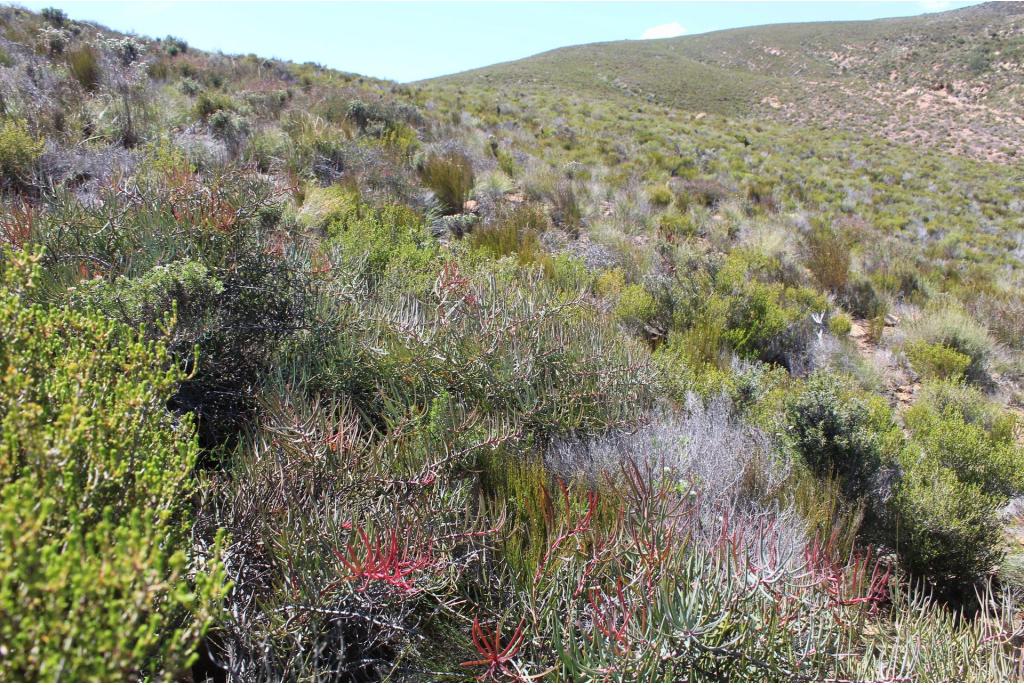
[1,4,1024,682]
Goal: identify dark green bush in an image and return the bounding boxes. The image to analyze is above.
[0,248,225,681]
[164,35,188,56]
[787,373,896,493]
[45,169,304,447]
[842,274,886,319]
[40,6,67,27]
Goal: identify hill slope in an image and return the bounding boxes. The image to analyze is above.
[2,4,1024,682]
[427,2,1024,162]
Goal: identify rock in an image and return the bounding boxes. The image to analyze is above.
[463,199,479,213]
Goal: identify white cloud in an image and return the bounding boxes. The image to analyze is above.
[640,21,687,40]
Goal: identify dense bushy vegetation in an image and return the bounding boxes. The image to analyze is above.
[0,249,225,680]
[2,4,1024,681]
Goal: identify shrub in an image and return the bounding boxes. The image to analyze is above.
[905,302,996,385]
[40,6,68,27]
[804,221,851,293]
[209,110,250,157]
[903,382,1024,499]
[418,149,474,214]
[194,91,237,121]
[672,177,731,211]
[842,274,886,319]
[786,372,899,499]
[886,382,1024,585]
[244,129,287,173]
[613,283,658,332]
[905,340,970,381]
[48,169,303,447]
[550,179,582,230]
[970,291,1024,351]
[0,118,43,186]
[891,462,1004,588]
[657,211,696,238]
[345,99,402,134]
[0,249,225,681]
[327,200,437,285]
[296,184,360,230]
[745,178,778,213]
[67,45,102,92]
[470,203,550,267]
[647,184,673,207]
[164,35,188,56]
[829,312,852,337]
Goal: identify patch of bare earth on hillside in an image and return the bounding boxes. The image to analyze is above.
[764,78,1024,164]
[848,318,920,410]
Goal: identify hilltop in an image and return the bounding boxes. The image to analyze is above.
[428,2,1024,162]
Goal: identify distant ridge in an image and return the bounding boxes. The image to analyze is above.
[426,2,1024,163]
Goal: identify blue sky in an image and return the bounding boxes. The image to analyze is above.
[20,1,982,82]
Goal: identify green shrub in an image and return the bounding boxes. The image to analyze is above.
[209,110,250,156]
[470,203,550,268]
[296,183,360,230]
[889,382,1024,585]
[547,253,590,292]
[905,302,996,385]
[194,91,237,121]
[745,178,778,212]
[614,283,658,330]
[903,382,1024,498]
[842,274,886,319]
[244,129,287,173]
[0,249,225,681]
[46,170,303,446]
[550,179,582,230]
[418,149,474,214]
[0,118,43,186]
[786,372,900,498]
[829,312,852,337]
[657,211,696,238]
[67,45,102,92]
[496,147,519,177]
[804,221,851,293]
[71,259,225,347]
[905,340,970,381]
[327,199,437,285]
[647,184,673,207]
[891,461,1004,587]
[40,7,68,27]
[164,35,188,56]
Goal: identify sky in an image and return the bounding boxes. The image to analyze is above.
[20,1,984,83]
